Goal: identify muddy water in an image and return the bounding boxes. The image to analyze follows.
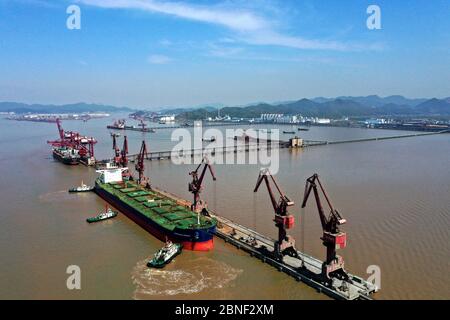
[0,116,448,299]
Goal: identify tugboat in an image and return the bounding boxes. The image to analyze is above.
[69,181,94,193]
[202,136,216,142]
[147,240,183,268]
[86,206,118,223]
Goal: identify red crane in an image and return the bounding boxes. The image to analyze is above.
[47,119,96,165]
[120,135,129,167]
[135,140,148,185]
[111,133,121,166]
[138,119,147,131]
[56,118,64,141]
[188,157,216,213]
[254,169,298,260]
[301,173,348,281]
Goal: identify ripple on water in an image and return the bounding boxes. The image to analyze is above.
[131,256,243,299]
[39,190,81,202]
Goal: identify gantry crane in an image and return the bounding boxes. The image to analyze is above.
[47,118,96,164]
[301,173,348,282]
[254,169,298,260]
[188,157,216,213]
[135,140,149,186]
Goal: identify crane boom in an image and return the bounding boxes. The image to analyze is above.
[189,157,216,213]
[135,140,148,185]
[301,173,348,282]
[120,135,128,167]
[254,169,297,260]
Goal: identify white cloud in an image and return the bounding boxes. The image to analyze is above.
[159,39,172,46]
[208,44,244,58]
[241,31,348,51]
[79,0,268,32]
[79,0,381,52]
[148,54,172,64]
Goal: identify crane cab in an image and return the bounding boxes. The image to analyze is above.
[322,231,347,250]
[274,214,295,229]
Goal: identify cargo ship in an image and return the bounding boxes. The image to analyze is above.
[94,165,216,251]
[52,146,80,165]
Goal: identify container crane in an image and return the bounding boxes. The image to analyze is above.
[254,169,298,260]
[301,173,348,282]
[188,157,216,214]
[135,140,149,186]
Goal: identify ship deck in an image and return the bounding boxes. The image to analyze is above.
[100,181,214,231]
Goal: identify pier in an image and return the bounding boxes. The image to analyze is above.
[153,187,377,300]
[107,122,300,132]
[98,130,448,163]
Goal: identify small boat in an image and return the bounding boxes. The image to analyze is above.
[149,128,156,133]
[298,128,310,131]
[69,181,94,193]
[86,207,118,223]
[202,137,216,142]
[147,240,183,268]
[283,131,296,134]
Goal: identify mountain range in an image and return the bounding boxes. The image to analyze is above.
[2,95,449,119]
[0,102,133,114]
[176,96,450,120]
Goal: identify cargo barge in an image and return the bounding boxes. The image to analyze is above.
[94,165,216,251]
[52,146,80,165]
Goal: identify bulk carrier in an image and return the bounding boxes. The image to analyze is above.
[52,146,80,165]
[94,164,216,251]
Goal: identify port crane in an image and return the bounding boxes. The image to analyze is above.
[135,140,149,186]
[111,133,121,166]
[138,119,147,131]
[254,169,298,260]
[301,173,348,282]
[111,133,129,169]
[47,118,96,164]
[188,157,216,214]
[120,135,129,167]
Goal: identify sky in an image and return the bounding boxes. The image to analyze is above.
[0,0,449,109]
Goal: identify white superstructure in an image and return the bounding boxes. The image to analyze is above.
[96,163,128,183]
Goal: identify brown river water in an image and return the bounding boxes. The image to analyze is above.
[0,115,448,300]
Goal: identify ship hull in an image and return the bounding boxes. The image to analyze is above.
[95,185,215,251]
[52,150,79,165]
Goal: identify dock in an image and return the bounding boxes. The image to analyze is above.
[153,187,377,300]
[100,129,448,164]
[107,122,299,132]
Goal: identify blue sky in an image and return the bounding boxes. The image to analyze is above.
[0,0,449,109]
